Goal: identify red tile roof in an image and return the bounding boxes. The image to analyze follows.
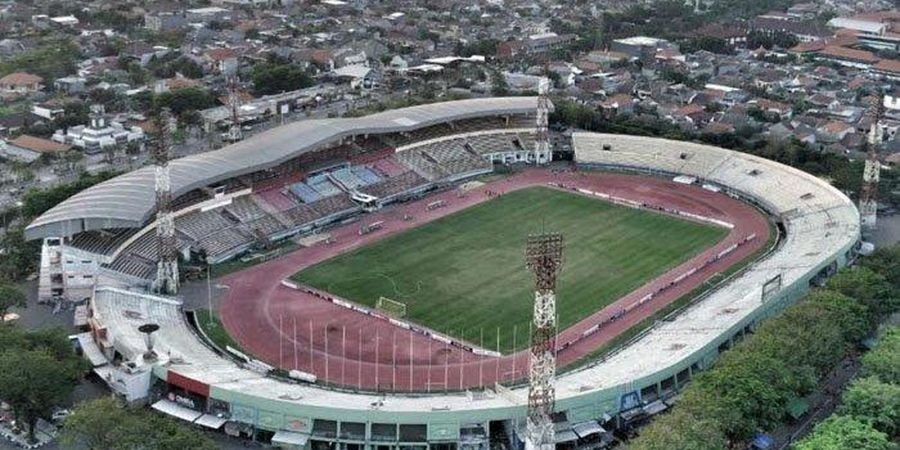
[0,72,43,86]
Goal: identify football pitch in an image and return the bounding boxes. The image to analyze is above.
[293,186,728,352]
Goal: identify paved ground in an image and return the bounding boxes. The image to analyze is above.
[218,169,770,391]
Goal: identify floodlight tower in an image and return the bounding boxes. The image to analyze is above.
[534,77,551,164]
[524,232,563,450]
[226,76,243,143]
[152,108,179,295]
[860,94,884,231]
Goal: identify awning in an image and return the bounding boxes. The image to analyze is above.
[554,429,579,443]
[786,397,809,420]
[73,332,109,367]
[572,421,606,438]
[194,414,228,429]
[272,430,311,446]
[151,399,202,423]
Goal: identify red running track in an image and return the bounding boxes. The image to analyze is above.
[219,169,770,392]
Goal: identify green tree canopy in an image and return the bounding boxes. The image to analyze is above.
[60,397,217,450]
[0,349,81,442]
[861,244,900,289]
[628,409,727,450]
[838,377,900,437]
[826,267,897,320]
[251,61,314,96]
[861,327,900,385]
[154,87,218,117]
[793,415,894,450]
[0,283,26,317]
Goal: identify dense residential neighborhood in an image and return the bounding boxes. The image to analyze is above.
[0,0,898,449]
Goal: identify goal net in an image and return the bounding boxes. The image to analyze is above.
[376,297,407,318]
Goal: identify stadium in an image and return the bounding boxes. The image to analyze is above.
[26,97,860,449]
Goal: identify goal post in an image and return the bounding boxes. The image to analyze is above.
[376,296,407,318]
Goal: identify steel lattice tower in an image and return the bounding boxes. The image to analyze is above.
[534,77,551,165]
[860,94,884,231]
[524,232,563,450]
[153,108,179,295]
[226,77,243,143]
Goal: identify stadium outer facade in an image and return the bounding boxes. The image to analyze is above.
[29,98,861,450]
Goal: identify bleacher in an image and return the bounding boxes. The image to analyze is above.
[370,157,408,178]
[311,194,358,218]
[177,210,236,241]
[105,231,170,280]
[196,227,253,261]
[256,189,298,211]
[420,139,491,177]
[67,228,136,256]
[307,174,342,197]
[283,202,321,227]
[289,182,322,203]
[360,171,428,199]
[394,149,449,181]
[351,166,381,185]
[330,167,367,190]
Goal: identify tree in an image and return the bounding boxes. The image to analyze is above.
[154,87,218,117]
[0,349,80,442]
[251,61,314,96]
[628,409,727,450]
[60,397,218,450]
[0,283,26,318]
[838,377,900,437]
[861,244,900,288]
[0,226,41,282]
[678,348,803,440]
[827,267,898,321]
[793,416,894,450]
[59,397,134,450]
[861,327,900,384]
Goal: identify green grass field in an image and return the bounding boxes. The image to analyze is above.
[293,187,728,352]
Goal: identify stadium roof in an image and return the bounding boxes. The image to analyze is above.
[25,97,539,240]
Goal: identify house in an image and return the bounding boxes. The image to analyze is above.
[332,64,379,90]
[817,46,880,68]
[144,12,187,32]
[611,36,677,61]
[600,94,636,116]
[751,98,793,119]
[0,134,71,163]
[816,121,855,144]
[0,72,44,94]
[32,101,66,120]
[872,59,900,81]
[203,48,239,75]
[53,76,87,94]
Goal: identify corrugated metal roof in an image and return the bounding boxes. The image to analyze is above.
[25,97,539,240]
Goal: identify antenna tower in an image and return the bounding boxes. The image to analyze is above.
[534,77,551,164]
[860,93,884,231]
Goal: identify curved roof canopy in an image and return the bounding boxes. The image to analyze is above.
[26,97,539,240]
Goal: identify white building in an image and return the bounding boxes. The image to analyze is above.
[52,106,145,154]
